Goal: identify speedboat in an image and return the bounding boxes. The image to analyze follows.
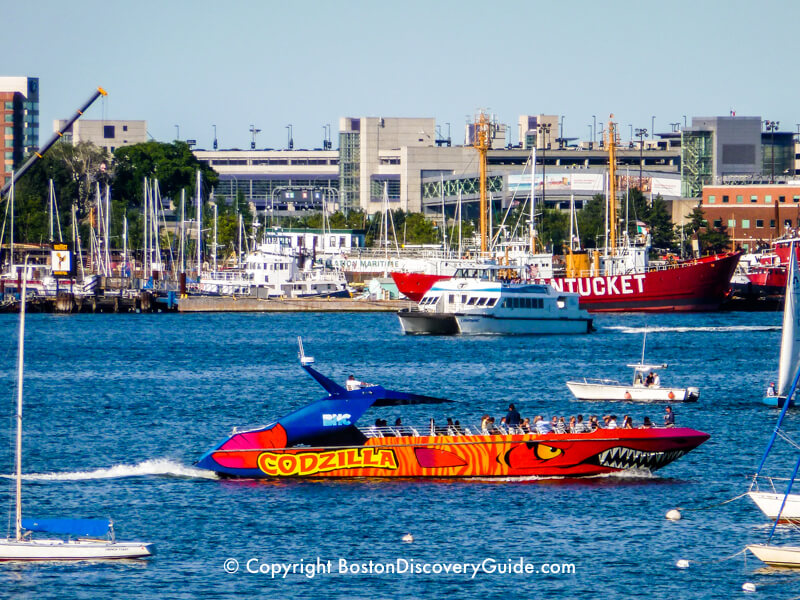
[566,331,699,402]
[196,339,710,479]
[397,265,592,336]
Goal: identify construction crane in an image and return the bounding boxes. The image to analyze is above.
[0,86,107,199]
[472,112,492,255]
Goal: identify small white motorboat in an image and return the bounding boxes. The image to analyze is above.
[746,543,800,568]
[566,332,699,402]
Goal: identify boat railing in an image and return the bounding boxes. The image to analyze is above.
[574,377,622,386]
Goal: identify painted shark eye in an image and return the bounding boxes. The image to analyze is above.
[534,444,563,460]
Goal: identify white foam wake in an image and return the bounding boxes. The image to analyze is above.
[604,325,779,334]
[0,458,218,481]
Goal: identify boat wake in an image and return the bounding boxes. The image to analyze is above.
[605,325,779,334]
[0,458,218,481]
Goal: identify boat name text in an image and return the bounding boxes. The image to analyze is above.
[549,274,646,297]
[257,448,399,476]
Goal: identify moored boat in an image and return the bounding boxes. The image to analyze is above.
[746,543,800,568]
[196,340,709,479]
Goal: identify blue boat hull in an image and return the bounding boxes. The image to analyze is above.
[762,395,795,407]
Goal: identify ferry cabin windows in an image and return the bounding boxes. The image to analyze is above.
[500,297,544,309]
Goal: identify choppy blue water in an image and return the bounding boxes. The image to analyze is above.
[0,311,799,598]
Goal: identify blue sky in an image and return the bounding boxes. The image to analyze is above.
[3,0,798,150]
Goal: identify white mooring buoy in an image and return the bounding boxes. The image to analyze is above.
[402,533,414,543]
[742,582,756,593]
[666,509,682,521]
[676,559,690,569]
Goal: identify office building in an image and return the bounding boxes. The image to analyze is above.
[0,76,39,188]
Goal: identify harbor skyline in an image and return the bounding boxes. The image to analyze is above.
[3,0,799,150]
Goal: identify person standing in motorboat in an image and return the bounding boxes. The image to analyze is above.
[663,406,675,427]
[766,382,777,398]
[505,404,521,430]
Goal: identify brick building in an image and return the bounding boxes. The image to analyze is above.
[702,184,800,250]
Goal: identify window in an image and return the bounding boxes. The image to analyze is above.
[707,195,716,204]
[780,195,786,203]
[750,195,757,203]
[727,219,736,228]
[770,219,776,228]
[736,195,743,203]
[123,125,128,131]
[722,195,729,203]
[794,196,800,203]
[756,219,764,228]
[103,125,115,138]
[742,219,750,228]
[765,195,772,204]
[712,219,722,228]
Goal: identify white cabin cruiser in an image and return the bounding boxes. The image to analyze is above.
[199,233,349,298]
[398,265,592,335]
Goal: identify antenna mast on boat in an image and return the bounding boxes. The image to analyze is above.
[530,147,537,254]
[607,115,618,255]
[473,112,491,256]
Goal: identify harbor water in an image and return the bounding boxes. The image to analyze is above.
[1,311,799,598]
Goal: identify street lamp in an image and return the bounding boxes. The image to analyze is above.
[212,124,218,150]
[651,116,655,139]
[322,124,331,150]
[765,120,780,183]
[592,115,596,145]
[249,124,261,150]
[635,128,648,189]
[683,115,687,128]
[286,124,293,150]
[559,115,564,148]
[670,122,680,133]
[537,123,551,208]
[174,124,180,141]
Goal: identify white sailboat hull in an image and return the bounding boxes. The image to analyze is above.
[746,543,800,567]
[747,491,800,521]
[566,381,699,402]
[0,538,154,561]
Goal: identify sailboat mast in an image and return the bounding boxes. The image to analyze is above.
[196,170,202,277]
[530,148,537,253]
[15,257,28,541]
[607,115,618,254]
[473,113,490,256]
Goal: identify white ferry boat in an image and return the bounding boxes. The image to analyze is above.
[397,265,592,335]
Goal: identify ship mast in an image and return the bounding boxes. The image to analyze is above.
[607,115,618,254]
[473,112,491,256]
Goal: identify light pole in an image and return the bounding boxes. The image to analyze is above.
[683,115,687,128]
[635,128,648,189]
[537,123,551,209]
[322,124,330,150]
[765,120,780,183]
[174,124,180,141]
[628,124,633,145]
[670,122,680,133]
[559,115,564,148]
[212,124,218,150]
[651,116,655,139]
[592,115,596,145]
[286,124,293,150]
[588,124,592,146]
[249,124,261,150]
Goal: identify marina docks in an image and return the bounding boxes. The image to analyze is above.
[177,296,414,313]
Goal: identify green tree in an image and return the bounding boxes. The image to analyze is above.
[679,206,731,255]
[577,194,607,249]
[113,141,218,207]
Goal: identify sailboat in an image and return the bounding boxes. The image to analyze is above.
[0,259,154,560]
[745,245,800,564]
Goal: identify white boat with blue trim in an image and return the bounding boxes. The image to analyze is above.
[397,265,592,335]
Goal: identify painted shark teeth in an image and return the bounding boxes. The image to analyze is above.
[597,447,687,471]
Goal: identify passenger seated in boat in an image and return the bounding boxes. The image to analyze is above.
[346,375,365,391]
[573,414,591,433]
[663,406,675,427]
[634,372,644,385]
[453,420,463,434]
[645,372,655,387]
[622,415,633,429]
[640,417,654,429]
[605,415,619,429]
[446,418,457,436]
[652,372,661,388]
[766,382,776,397]
[590,415,602,429]
[555,417,567,434]
[520,417,532,433]
[480,414,491,433]
[568,416,576,433]
[534,415,553,434]
[394,417,406,436]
